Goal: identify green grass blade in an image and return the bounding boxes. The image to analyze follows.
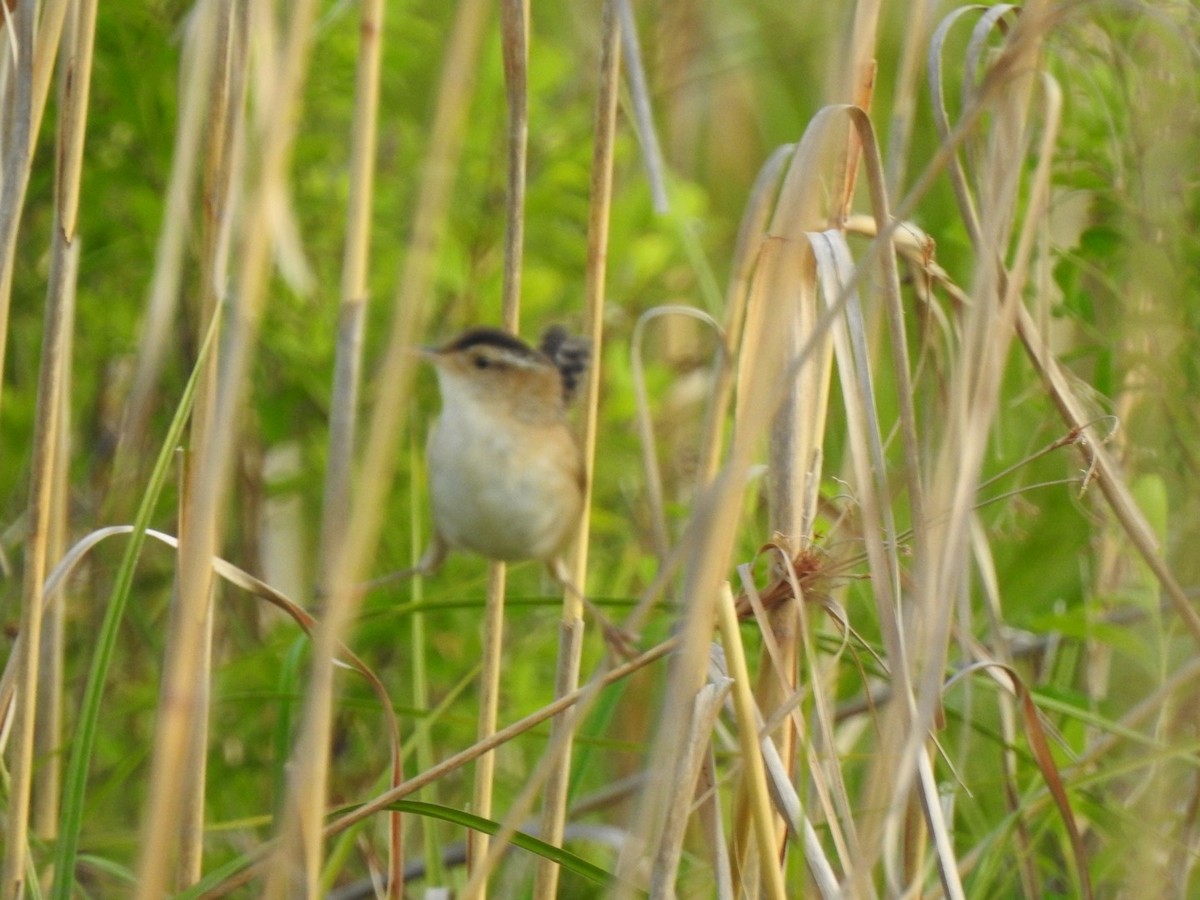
[51,309,220,899]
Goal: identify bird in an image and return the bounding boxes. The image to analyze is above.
[362,324,632,653]
[415,324,590,581]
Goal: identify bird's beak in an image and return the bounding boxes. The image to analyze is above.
[414,345,440,363]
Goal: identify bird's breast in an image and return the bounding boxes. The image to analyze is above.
[426,408,582,563]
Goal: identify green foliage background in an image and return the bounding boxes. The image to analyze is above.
[3,0,1200,896]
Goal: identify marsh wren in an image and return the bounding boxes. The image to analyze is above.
[414,325,590,583]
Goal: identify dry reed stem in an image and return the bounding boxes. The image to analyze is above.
[533,0,620,896]
[32,292,71,840]
[312,0,395,889]
[279,0,490,895]
[114,9,216,471]
[139,1,319,895]
[730,108,845,890]
[3,237,77,899]
[2,0,93,889]
[631,305,722,561]
[0,0,35,420]
[173,453,212,889]
[28,0,70,146]
[470,0,527,882]
[701,143,792,485]
[470,560,507,879]
[648,678,731,894]
[174,6,242,886]
[618,117,837,896]
[715,583,788,900]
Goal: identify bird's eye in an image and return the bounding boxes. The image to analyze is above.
[473,354,490,369]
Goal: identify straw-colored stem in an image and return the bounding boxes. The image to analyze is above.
[139,1,318,895]
[313,0,397,883]
[3,235,77,899]
[715,584,788,900]
[533,2,619,896]
[270,0,490,895]
[318,0,384,586]
[468,562,507,876]
[174,6,239,885]
[698,143,792,486]
[499,0,528,324]
[32,254,73,840]
[173,457,213,889]
[113,9,216,474]
[469,1,527,883]
[0,0,35,421]
[3,0,92,889]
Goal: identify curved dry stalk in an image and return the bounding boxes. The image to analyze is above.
[700,143,792,485]
[631,305,723,562]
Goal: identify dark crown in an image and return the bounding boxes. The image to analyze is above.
[438,326,591,403]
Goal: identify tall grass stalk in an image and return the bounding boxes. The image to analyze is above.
[532,1,619,896]
[2,0,95,889]
[142,1,319,895]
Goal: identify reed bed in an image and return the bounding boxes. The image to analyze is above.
[2,1,1199,897]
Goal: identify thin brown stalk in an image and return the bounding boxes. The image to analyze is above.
[534,1,620,896]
